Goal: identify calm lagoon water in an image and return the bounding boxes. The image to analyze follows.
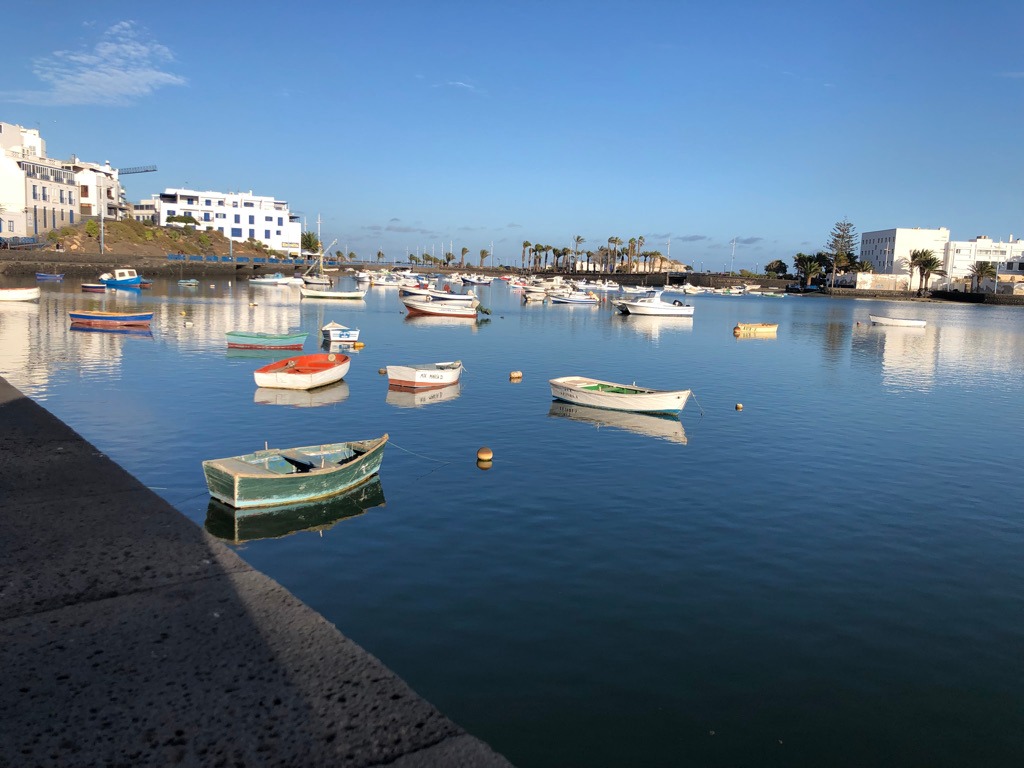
[2,275,1023,767]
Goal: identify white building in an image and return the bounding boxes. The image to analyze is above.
[860,226,1024,291]
[146,188,302,255]
[0,121,79,240]
[63,156,126,223]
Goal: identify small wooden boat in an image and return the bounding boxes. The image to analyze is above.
[67,309,153,327]
[226,330,307,350]
[248,272,291,285]
[253,352,350,390]
[401,296,479,318]
[615,291,695,316]
[98,268,143,287]
[203,434,389,509]
[733,322,779,335]
[0,286,42,302]
[549,375,692,414]
[320,322,360,343]
[299,286,367,300]
[869,314,926,328]
[550,291,600,305]
[385,361,463,389]
[81,283,108,293]
[35,272,64,282]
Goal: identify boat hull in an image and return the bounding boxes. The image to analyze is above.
[202,435,388,510]
[616,300,694,316]
[0,287,42,302]
[226,331,307,350]
[253,353,350,390]
[300,287,367,300]
[36,273,64,281]
[81,284,107,293]
[320,323,360,343]
[401,296,479,317]
[386,361,463,389]
[733,323,779,335]
[67,310,153,327]
[869,314,926,328]
[549,376,691,414]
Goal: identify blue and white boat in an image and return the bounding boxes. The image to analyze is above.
[36,272,64,282]
[98,268,144,287]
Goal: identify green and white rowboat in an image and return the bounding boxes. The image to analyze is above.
[202,434,388,510]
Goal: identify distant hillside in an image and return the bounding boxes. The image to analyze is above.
[40,220,276,260]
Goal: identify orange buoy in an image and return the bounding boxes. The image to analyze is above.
[477,447,493,461]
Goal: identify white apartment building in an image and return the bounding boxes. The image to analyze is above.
[63,156,126,222]
[0,121,78,239]
[148,188,302,255]
[860,226,1024,291]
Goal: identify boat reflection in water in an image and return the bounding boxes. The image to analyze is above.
[204,475,386,544]
[547,401,688,444]
[617,314,694,341]
[403,314,488,330]
[69,322,153,339]
[321,340,362,355]
[385,381,461,408]
[254,380,350,408]
[225,347,292,360]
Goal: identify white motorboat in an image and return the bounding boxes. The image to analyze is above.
[615,290,694,316]
[249,273,292,285]
[385,361,463,389]
[401,296,479,317]
[549,375,692,414]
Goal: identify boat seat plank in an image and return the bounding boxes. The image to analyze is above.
[279,449,318,472]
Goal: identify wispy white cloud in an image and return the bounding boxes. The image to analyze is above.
[0,21,186,106]
[998,72,1024,79]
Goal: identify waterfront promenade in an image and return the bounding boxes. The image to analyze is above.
[0,375,512,767]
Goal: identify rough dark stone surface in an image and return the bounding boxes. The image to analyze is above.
[0,376,513,768]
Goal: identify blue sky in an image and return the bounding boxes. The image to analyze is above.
[3,1,1022,271]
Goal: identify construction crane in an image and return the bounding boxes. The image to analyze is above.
[117,165,157,175]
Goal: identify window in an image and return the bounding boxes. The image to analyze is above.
[265,216,272,222]
[243,202,254,208]
[69,193,74,205]
[32,185,38,200]
[204,213,211,221]
[60,190,65,204]
[205,199,211,206]
[264,230,271,239]
[231,227,242,237]
[277,217,282,226]
[248,215,254,225]
[218,200,225,206]
[80,184,89,197]
[7,221,13,232]
[248,229,255,239]
[234,214,240,224]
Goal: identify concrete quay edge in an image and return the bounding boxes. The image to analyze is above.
[0,375,513,768]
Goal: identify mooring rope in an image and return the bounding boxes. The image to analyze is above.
[690,392,706,416]
[387,439,451,464]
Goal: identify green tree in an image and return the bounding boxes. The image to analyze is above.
[826,218,858,289]
[445,252,455,266]
[376,250,385,264]
[793,252,822,286]
[764,259,788,278]
[301,230,320,254]
[521,241,532,271]
[849,260,874,273]
[348,251,357,262]
[908,249,944,296]
[460,246,469,267]
[608,236,622,271]
[969,260,996,293]
[409,254,420,265]
[479,248,489,268]
[85,219,99,238]
[572,235,585,273]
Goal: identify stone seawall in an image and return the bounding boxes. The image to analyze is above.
[0,376,513,767]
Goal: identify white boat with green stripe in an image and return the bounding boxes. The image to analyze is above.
[549,376,691,414]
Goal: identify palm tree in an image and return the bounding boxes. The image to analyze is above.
[793,252,822,287]
[376,250,385,264]
[347,251,357,263]
[585,250,594,272]
[301,230,320,256]
[572,235,585,273]
[479,248,489,268]
[969,261,996,293]
[608,237,622,272]
[764,259,788,278]
[460,246,469,267]
[908,249,944,296]
[521,241,532,271]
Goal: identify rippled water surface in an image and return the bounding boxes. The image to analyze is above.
[2,276,1023,767]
